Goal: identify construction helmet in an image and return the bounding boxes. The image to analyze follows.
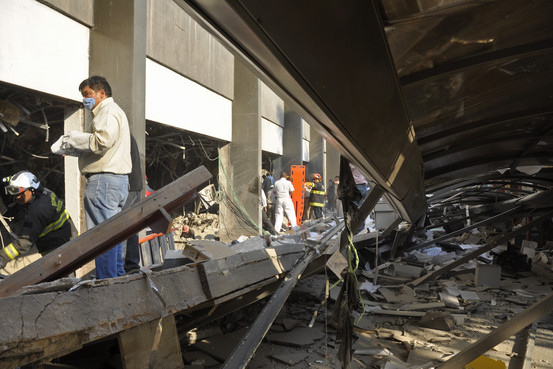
[5,171,40,196]
[312,173,322,181]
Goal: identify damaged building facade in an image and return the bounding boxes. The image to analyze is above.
[0,0,341,243]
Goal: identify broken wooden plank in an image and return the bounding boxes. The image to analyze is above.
[0,166,212,297]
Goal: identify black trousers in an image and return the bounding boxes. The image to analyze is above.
[123,190,141,272]
[262,209,278,235]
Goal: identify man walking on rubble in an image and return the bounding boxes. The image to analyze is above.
[273,171,297,233]
[0,171,76,270]
[51,76,131,279]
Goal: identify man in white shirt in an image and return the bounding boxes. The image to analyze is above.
[273,171,297,232]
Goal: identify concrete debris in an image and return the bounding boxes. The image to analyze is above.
[5,207,553,369]
[270,352,309,366]
[474,264,501,288]
[266,326,326,347]
[419,311,456,331]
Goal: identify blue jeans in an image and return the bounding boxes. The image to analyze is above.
[84,173,129,279]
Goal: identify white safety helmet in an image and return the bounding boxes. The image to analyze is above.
[5,171,40,196]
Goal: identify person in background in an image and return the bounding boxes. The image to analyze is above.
[273,171,297,232]
[0,171,76,269]
[51,75,131,279]
[261,185,278,235]
[308,173,325,219]
[262,170,274,197]
[262,170,275,225]
[326,176,339,212]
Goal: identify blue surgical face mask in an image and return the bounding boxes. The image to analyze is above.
[82,97,95,110]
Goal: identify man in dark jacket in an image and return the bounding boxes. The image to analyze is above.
[0,171,75,269]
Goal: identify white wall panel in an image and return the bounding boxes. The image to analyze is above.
[261,117,283,155]
[145,59,232,141]
[303,138,310,162]
[0,0,88,101]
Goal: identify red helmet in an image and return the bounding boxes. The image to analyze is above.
[312,173,322,181]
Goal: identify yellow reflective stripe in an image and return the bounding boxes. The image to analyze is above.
[309,202,325,207]
[39,210,70,238]
[311,190,325,195]
[3,243,19,260]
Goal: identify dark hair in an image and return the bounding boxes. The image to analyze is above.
[79,75,112,97]
[280,171,287,178]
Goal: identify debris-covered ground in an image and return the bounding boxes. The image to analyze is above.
[173,220,553,369]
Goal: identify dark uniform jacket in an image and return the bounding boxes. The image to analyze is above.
[308,181,326,208]
[1,187,74,264]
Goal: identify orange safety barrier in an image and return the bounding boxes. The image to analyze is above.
[290,165,305,226]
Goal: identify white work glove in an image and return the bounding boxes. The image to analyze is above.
[51,131,92,156]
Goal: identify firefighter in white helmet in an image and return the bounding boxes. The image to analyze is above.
[0,171,75,269]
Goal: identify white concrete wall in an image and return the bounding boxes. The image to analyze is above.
[145,58,232,141]
[303,138,310,162]
[0,0,88,102]
[261,118,283,155]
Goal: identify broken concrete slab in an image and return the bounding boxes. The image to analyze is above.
[419,311,456,331]
[439,292,460,308]
[281,318,303,331]
[399,301,446,311]
[266,326,325,347]
[389,263,425,278]
[163,249,194,269]
[379,287,401,303]
[182,240,237,261]
[459,290,480,301]
[228,236,267,253]
[270,352,309,366]
[182,351,220,367]
[353,338,393,356]
[475,264,501,288]
[193,328,248,361]
[406,348,444,365]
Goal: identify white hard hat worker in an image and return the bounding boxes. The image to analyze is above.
[5,171,41,205]
[0,170,75,271]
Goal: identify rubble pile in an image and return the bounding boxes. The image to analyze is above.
[174,225,553,368]
[173,213,220,240]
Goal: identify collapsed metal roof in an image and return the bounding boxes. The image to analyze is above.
[176,0,553,222]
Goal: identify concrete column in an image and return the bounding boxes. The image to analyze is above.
[219,62,262,241]
[63,106,85,233]
[275,105,303,176]
[307,126,325,181]
[326,144,341,182]
[89,0,147,183]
